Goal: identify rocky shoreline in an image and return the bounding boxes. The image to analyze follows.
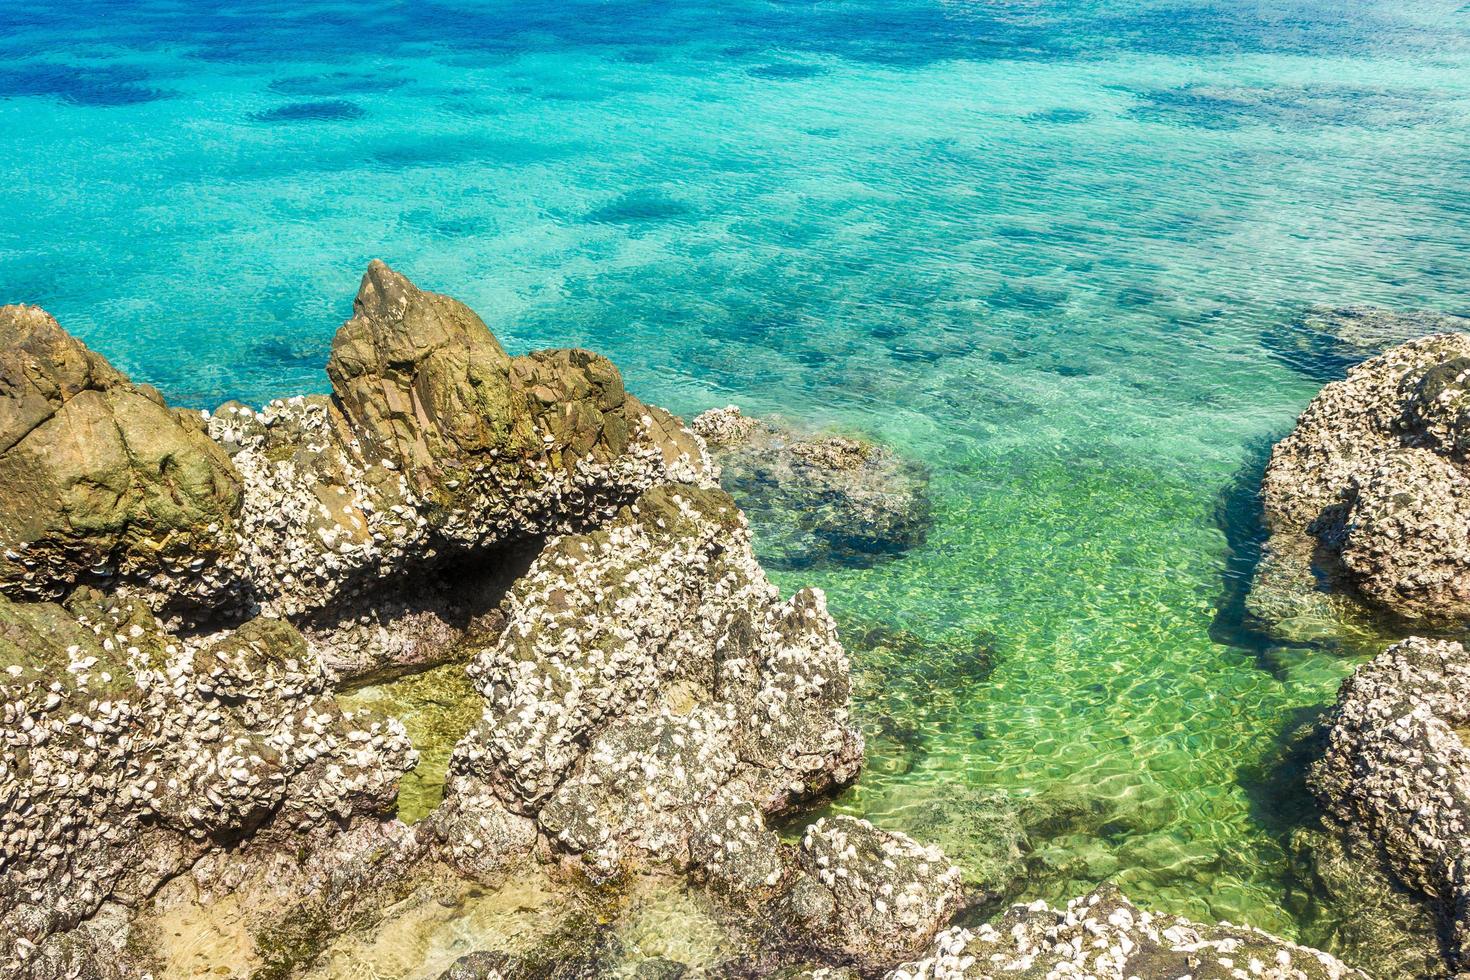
[0,267,1392,978]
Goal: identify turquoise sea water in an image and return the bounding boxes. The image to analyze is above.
[7,0,1470,971]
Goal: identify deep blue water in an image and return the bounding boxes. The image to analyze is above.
[6,0,1470,971]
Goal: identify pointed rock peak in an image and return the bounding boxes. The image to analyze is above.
[352,258,417,323]
[333,261,508,373]
[327,262,519,476]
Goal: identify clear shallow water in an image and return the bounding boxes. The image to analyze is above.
[7,0,1470,970]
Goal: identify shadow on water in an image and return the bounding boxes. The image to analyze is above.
[1208,433,1288,657]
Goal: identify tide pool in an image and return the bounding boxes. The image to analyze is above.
[6,0,1470,972]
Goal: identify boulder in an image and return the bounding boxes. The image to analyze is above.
[690,406,931,570]
[790,816,966,971]
[0,305,241,603]
[433,481,863,881]
[888,884,1369,980]
[207,263,713,665]
[1249,333,1470,643]
[1310,635,1470,973]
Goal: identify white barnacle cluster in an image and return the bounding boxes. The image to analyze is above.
[438,482,863,884]
[800,815,964,937]
[887,886,1368,980]
[0,592,416,974]
[1312,635,1470,965]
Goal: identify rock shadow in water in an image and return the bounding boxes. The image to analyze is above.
[253,99,366,123]
[1207,435,1280,657]
[1235,709,1446,978]
[0,61,170,106]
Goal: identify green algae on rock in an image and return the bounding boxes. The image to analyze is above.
[0,304,241,604]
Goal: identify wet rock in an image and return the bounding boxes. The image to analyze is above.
[1248,333,1470,643]
[690,406,931,570]
[1263,305,1470,382]
[0,304,242,603]
[435,482,863,881]
[441,952,517,980]
[888,884,1369,979]
[1310,635,1470,973]
[1284,827,1443,979]
[0,590,415,977]
[791,816,966,972]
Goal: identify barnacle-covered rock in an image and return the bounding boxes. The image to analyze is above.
[437,482,863,881]
[690,405,931,570]
[205,263,713,668]
[791,816,966,972]
[1309,635,1470,973]
[887,884,1368,980]
[0,590,415,977]
[1248,333,1470,643]
[0,304,241,603]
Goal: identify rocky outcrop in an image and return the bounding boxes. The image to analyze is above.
[0,589,414,976]
[0,304,242,603]
[888,884,1368,980]
[0,266,1374,980]
[207,261,713,639]
[432,481,864,881]
[1,264,713,661]
[690,406,931,570]
[1310,635,1470,972]
[1248,333,1470,643]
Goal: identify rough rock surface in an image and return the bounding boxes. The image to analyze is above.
[887,884,1368,980]
[690,405,931,570]
[205,262,713,635]
[433,481,864,881]
[1249,333,1470,642]
[0,590,414,976]
[0,268,1374,980]
[690,808,966,972]
[790,816,967,971]
[1310,635,1470,972]
[0,304,242,603]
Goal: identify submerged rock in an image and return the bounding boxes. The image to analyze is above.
[1310,635,1470,973]
[888,884,1368,980]
[0,304,241,603]
[691,405,932,570]
[1263,305,1470,382]
[1248,333,1470,643]
[1284,827,1444,979]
